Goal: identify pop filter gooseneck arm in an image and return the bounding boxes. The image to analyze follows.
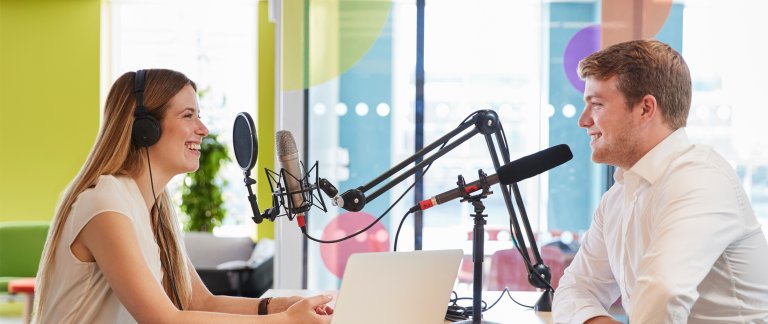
[322,109,553,316]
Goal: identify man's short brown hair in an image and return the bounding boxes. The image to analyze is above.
[578,39,692,129]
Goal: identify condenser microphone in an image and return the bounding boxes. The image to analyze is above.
[275,130,311,229]
[410,144,573,212]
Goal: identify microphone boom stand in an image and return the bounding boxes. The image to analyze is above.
[323,110,553,316]
[454,171,500,324]
[468,197,492,323]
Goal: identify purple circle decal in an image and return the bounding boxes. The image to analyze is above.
[563,24,601,93]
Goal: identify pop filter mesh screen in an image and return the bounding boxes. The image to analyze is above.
[233,112,257,171]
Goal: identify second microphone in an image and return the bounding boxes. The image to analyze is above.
[275,131,314,216]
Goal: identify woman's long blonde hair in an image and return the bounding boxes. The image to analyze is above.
[34,69,196,319]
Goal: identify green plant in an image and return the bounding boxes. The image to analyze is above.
[181,133,230,232]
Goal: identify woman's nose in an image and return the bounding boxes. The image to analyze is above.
[198,120,209,136]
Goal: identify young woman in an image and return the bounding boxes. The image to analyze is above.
[34,69,332,323]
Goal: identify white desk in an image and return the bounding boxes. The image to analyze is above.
[262,289,552,323]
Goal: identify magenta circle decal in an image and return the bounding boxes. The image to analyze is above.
[319,212,390,278]
[563,24,601,93]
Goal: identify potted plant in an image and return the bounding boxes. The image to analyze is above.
[179,134,272,296]
[181,133,230,232]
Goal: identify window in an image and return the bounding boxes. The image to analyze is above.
[105,0,258,237]
[683,0,768,234]
[303,0,601,291]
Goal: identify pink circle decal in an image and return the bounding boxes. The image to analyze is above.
[563,24,600,93]
[319,212,390,278]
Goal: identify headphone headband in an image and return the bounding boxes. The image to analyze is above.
[134,69,147,115]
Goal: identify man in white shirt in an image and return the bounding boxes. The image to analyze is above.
[552,39,768,323]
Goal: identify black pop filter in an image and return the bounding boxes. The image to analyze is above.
[233,112,258,171]
[233,112,270,224]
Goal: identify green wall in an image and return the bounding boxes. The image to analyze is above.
[0,0,275,238]
[256,0,276,239]
[0,0,101,221]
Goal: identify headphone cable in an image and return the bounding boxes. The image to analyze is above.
[145,147,184,310]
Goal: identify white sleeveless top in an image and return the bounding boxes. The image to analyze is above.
[37,175,163,324]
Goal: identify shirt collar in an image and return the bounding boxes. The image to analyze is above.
[622,128,693,185]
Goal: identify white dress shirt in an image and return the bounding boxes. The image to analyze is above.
[552,129,768,323]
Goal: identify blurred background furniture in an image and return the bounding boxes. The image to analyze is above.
[7,278,35,324]
[0,221,48,294]
[456,255,475,289]
[486,243,575,291]
[461,227,581,292]
[0,221,50,322]
[183,232,274,297]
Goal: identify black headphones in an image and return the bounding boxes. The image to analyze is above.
[132,69,162,147]
[131,69,183,309]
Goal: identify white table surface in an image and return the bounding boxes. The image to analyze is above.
[262,288,552,323]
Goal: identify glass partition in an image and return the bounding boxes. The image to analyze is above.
[301,0,768,293]
[302,0,601,291]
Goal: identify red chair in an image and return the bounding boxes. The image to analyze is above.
[486,248,533,291]
[486,245,570,291]
[9,277,36,324]
[457,255,475,286]
[540,245,567,289]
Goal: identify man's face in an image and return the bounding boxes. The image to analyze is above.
[578,75,642,169]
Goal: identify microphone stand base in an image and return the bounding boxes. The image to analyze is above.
[534,288,554,312]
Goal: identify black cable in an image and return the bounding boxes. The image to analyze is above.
[303,156,428,244]
[303,111,482,244]
[498,123,511,162]
[497,122,556,292]
[303,180,412,243]
[392,209,412,251]
[497,123,532,265]
[445,287,534,321]
[484,287,533,310]
[145,147,183,309]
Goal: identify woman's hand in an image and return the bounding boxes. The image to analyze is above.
[267,296,303,313]
[314,302,334,316]
[585,316,623,324]
[282,295,334,323]
[268,295,334,315]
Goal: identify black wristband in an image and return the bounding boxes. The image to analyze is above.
[258,297,272,315]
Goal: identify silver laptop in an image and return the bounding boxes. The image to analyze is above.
[331,249,463,324]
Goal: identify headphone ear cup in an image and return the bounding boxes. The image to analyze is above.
[132,110,161,147]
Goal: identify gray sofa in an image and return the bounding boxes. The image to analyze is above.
[183,232,274,297]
